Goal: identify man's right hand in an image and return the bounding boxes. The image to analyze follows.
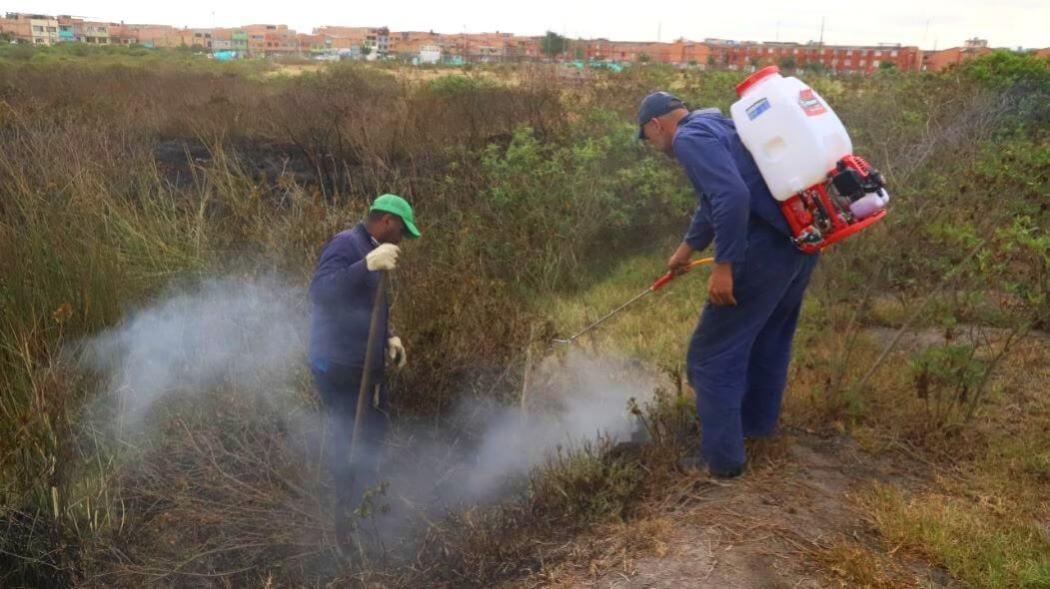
[366,243,400,271]
[708,262,737,306]
[666,242,694,273]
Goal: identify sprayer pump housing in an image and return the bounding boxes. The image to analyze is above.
[778,155,889,253]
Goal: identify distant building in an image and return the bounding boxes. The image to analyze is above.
[130,25,180,48]
[297,33,327,54]
[389,31,444,59]
[0,14,32,42]
[1,11,1036,76]
[418,44,441,64]
[706,41,921,73]
[314,26,388,57]
[241,24,298,56]
[2,13,59,45]
[923,40,995,72]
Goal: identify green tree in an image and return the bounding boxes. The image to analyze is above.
[879,60,896,70]
[541,31,567,58]
[638,53,651,63]
[778,55,797,70]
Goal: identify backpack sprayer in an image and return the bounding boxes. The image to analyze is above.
[731,66,889,253]
[554,67,891,344]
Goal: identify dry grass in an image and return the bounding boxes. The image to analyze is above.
[1,53,1047,587]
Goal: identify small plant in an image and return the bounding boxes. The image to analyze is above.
[909,341,986,427]
[529,438,644,524]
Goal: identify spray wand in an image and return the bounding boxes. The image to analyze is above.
[551,257,714,346]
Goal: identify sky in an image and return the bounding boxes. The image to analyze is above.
[9,0,1049,50]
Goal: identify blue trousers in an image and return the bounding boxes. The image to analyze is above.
[311,362,388,513]
[687,225,818,473]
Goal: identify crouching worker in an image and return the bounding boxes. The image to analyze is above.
[308,194,421,541]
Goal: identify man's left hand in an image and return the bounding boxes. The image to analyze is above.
[708,263,737,306]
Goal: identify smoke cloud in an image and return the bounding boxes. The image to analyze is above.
[83,276,661,544]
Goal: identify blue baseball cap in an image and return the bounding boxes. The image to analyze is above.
[637,91,686,139]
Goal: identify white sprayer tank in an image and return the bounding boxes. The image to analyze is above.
[730,66,852,201]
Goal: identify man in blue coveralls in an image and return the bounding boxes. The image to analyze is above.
[309,194,420,534]
[638,91,818,478]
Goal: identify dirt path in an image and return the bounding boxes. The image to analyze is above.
[524,430,955,588]
[514,326,1050,588]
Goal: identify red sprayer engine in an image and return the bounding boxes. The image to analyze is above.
[779,155,889,253]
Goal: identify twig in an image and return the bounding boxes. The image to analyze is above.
[850,240,985,397]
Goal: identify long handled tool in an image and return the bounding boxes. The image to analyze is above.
[552,257,714,346]
[350,273,386,463]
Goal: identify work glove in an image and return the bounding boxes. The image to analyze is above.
[387,336,407,369]
[365,243,400,271]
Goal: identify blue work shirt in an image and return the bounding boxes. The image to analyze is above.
[308,223,388,375]
[672,109,792,263]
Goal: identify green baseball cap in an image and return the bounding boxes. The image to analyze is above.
[370,193,421,239]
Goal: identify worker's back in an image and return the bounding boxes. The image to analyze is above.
[308,224,388,374]
[674,110,793,240]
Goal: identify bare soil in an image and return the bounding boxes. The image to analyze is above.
[521,429,957,588]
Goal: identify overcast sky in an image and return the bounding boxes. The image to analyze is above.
[9,0,1049,49]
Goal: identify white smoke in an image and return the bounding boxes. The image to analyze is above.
[83,276,662,521]
[86,277,308,428]
[452,353,659,501]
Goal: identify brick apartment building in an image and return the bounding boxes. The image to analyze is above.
[922,37,994,71]
[242,24,299,56]
[314,26,388,55]
[387,30,443,57]
[2,11,1046,73]
[704,39,922,72]
[1,13,58,45]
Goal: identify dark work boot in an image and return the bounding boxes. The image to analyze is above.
[678,454,745,479]
[709,463,745,479]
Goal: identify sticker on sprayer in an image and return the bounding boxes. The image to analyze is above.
[798,89,827,116]
[746,97,771,120]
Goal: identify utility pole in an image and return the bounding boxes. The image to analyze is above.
[819,17,825,46]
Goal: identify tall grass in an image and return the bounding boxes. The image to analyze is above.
[0,51,1047,585]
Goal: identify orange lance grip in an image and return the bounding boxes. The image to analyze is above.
[650,257,715,292]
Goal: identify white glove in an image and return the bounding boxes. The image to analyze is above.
[365,243,400,271]
[387,336,407,369]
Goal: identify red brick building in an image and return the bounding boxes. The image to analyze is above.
[0,14,32,42]
[707,40,921,72]
[922,38,994,71]
[5,10,1033,74]
[243,24,299,55]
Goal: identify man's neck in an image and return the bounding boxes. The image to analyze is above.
[363,223,381,245]
[666,108,689,128]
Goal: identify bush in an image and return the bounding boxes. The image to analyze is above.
[1,54,1047,586]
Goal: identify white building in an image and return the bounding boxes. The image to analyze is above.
[30,16,58,44]
[418,44,441,64]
